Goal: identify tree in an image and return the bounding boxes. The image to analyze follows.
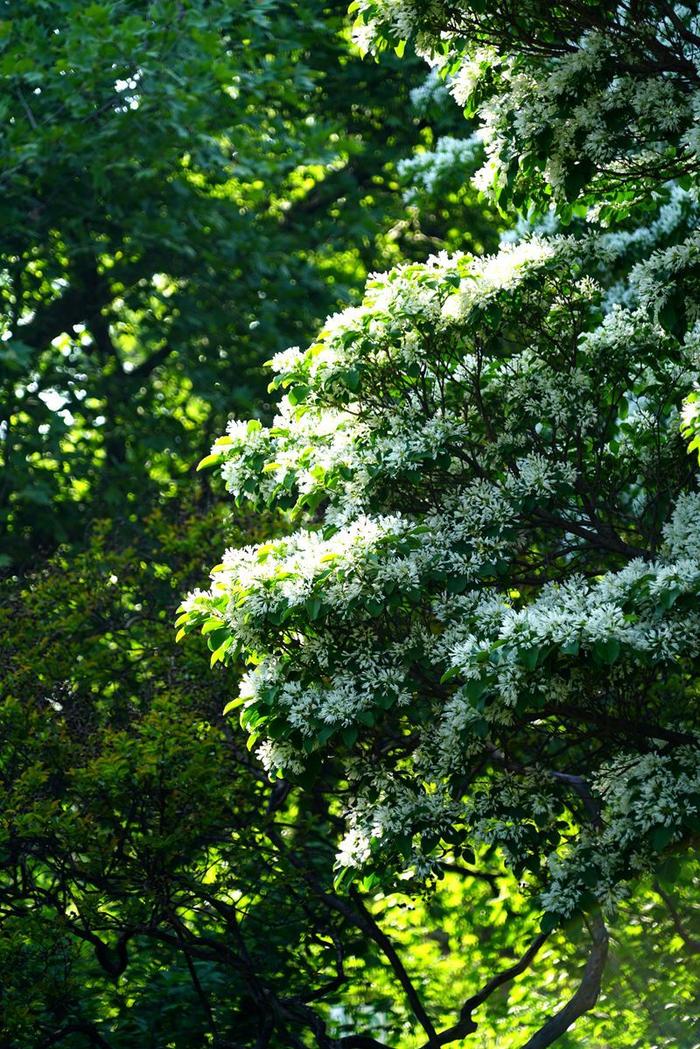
[1,0,499,566]
[0,3,513,1045]
[0,505,355,1046]
[3,510,698,1048]
[181,2,700,1044]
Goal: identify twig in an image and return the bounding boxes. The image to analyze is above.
[416,932,549,1048]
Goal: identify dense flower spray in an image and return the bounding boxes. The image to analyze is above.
[180,1,700,948]
[180,228,700,927]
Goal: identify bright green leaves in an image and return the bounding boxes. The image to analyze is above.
[286,383,311,406]
[681,389,700,461]
[197,436,233,471]
[1,0,452,568]
[176,592,237,669]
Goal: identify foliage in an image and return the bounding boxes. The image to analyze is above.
[180,2,700,1044]
[3,0,699,1046]
[1,508,698,1049]
[350,0,700,220]
[0,504,424,1047]
[0,0,500,567]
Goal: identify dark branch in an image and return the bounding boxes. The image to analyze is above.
[417,932,549,1048]
[349,888,439,1044]
[518,915,608,1049]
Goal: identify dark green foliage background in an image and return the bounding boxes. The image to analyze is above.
[0,0,497,566]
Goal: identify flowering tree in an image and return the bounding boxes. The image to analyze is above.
[180,3,700,1044]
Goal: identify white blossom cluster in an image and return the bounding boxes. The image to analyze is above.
[351,1,700,212]
[541,748,700,919]
[180,3,700,925]
[408,68,450,114]
[180,227,700,919]
[397,134,483,203]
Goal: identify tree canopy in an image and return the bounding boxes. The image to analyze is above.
[1,2,699,1048]
[179,1,700,1045]
[0,0,498,565]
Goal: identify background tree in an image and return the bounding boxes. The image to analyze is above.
[0,0,498,566]
[2,511,698,1047]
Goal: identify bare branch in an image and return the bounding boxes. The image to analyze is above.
[654,881,700,954]
[518,915,608,1049]
[416,932,549,1048]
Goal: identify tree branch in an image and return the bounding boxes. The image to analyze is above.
[416,932,549,1048]
[653,881,700,954]
[518,915,608,1049]
[349,888,439,1044]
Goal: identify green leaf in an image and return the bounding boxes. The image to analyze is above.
[287,384,310,406]
[210,636,233,667]
[659,297,685,339]
[519,646,540,671]
[593,638,620,664]
[650,825,675,852]
[333,866,356,894]
[196,453,221,471]
[206,627,230,651]
[201,617,225,635]
[563,159,594,202]
[344,368,361,391]
[223,696,247,715]
[465,677,488,706]
[472,718,489,739]
[540,911,560,934]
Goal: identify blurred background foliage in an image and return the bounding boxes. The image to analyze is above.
[0,1,696,1046]
[0,0,499,567]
